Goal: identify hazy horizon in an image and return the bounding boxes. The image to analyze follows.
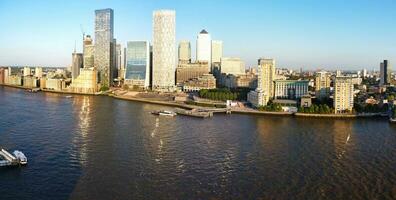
[0,0,395,70]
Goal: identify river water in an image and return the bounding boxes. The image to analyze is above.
[0,86,395,200]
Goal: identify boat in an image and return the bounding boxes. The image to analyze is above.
[65,95,73,98]
[13,150,27,165]
[151,110,177,117]
[390,118,396,123]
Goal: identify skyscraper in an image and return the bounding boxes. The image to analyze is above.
[196,29,211,72]
[124,41,151,88]
[94,8,114,87]
[380,60,391,85]
[116,44,122,71]
[247,58,275,107]
[152,10,176,90]
[72,52,83,79]
[178,40,191,63]
[83,35,94,68]
[211,40,223,64]
[334,76,354,113]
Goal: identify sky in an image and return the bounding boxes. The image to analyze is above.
[0,0,395,70]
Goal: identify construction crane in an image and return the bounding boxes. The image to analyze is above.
[80,24,85,41]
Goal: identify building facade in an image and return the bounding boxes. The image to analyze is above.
[315,71,331,99]
[83,35,95,69]
[69,68,98,94]
[124,41,151,88]
[152,10,176,90]
[72,52,83,80]
[274,80,309,99]
[23,67,31,76]
[178,40,191,63]
[182,74,216,92]
[196,29,211,72]
[211,40,223,71]
[94,8,114,87]
[220,57,245,75]
[334,76,354,113]
[176,62,209,84]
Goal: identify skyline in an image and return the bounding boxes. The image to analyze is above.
[0,0,395,70]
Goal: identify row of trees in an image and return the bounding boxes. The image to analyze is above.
[257,102,283,112]
[199,88,246,101]
[298,104,333,114]
[354,103,389,113]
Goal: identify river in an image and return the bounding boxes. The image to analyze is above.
[0,86,395,199]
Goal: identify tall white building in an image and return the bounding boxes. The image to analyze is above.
[334,76,354,113]
[196,29,211,72]
[247,58,275,107]
[152,10,176,90]
[35,67,43,78]
[211,40,223,64]
[23,67,31,76]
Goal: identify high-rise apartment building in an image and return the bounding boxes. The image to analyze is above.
[94,8,114,87]
[196,29,211,72]
[124,41,151,88]
[35,67,43,78]
[247,58,275,107]
[380,60,391,85]
[334,76,354,113]
[83,35,95,68]
[211,40,223,69]
[72,52,83,80]
[116,44,122,71]
[23,67,31,76]
[178,40,191,63]
[315,71,331,99]
[152,10,176,90]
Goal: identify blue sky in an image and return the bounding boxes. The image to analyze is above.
[0,0,395,70]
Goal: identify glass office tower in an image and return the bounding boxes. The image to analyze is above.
[125,41,150,88]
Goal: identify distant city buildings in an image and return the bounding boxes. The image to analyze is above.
[315,71,331,99]
[182,74,216,92]
[124,41,151,88]
[176,62,208,85]
[94,8,114,87]
[211,40,223,72]
[152,10,176,90]
[334,76,354,113]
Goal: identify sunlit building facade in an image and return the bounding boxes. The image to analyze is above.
[124,41,151,88]
[334,76,354,113]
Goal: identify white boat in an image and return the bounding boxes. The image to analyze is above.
[151,110,177,117]
[65,95,73,98]
[13,150,27,165]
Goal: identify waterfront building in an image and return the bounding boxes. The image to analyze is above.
[220,57,245,75]
[7,75,22,86]
[274,80,309,99]
[69,67,98,94]
[23,76,38,88]
[44,78,66,91]
[23,67,31,76]
[94,8,114,87]
[72,52,83,80]
[124,41,151,88]
[176,62,208,84]
[300,95,312,108]
[3,68,9,84]
[334,76,354,113]
[182,74,216,92]
[178,40,191,63]
[0,68,4,84]
[83,35,95,69]
[380,60,391,85]
[116,44,122,72]
[196,29,211,72]
[315,71,331,99]
[35,67,43,78]
[211,40,223,71]
[247,58,275,107]
[152,10,176,90]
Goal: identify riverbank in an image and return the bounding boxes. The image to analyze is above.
[0,84,389,119]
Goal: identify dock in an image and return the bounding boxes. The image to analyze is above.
[175,108,214,118]
[0,148,26,167]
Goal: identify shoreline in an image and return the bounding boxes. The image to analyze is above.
[0,84,388,119]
